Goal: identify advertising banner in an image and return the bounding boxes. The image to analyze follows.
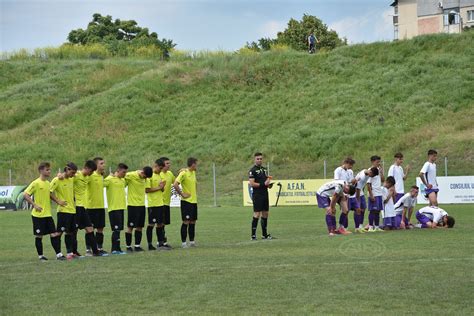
[416,176,474,204]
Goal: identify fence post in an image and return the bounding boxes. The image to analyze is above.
[212,163,217,207]
[8,169,12,185]
[382,160,385,175]
[267,162,270,176]
[323,160,327,179]
[444,156,448,176]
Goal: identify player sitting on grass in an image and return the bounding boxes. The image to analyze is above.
[334,157,356,232]
[382,176,396,231]
[394,186,418,229]
[316,180,356,236]
[415,206,455,228]
[419,149,439,206]
[367,155,385,232]
[351,167,379,233]
[24,162,66,261]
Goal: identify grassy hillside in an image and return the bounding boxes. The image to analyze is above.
[0,33,473,205]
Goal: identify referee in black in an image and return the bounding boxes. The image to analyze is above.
[248,152,273,240]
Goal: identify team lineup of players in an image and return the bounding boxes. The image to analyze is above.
[24,157,198,261]
[248,150,455,239]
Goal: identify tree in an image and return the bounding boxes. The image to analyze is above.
[67,13,176,55]
[244,14,346,52]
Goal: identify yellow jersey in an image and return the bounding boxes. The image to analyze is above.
[86,171,105,209]
[104,175,126,212]
[175,168,197,204]
[25,178,52,218]
[73,171,89,207]
[50,177,75,214]
[146,172,165,207]
[160,170,175,206]
[125,171,146,206]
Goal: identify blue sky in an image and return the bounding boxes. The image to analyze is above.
[0,0,395,52]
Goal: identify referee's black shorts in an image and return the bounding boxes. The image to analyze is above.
[252,193,269,212]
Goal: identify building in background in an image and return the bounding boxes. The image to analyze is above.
[390,0,474,40]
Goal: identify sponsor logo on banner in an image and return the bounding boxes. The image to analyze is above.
[243,179,328,206]
[416,176,474,204]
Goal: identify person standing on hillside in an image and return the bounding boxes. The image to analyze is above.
[308,32,319,53]
[248,153,274,240]
[174,157,199,248]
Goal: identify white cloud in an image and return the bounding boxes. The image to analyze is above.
[329,9,393,44]
[258,20,286,38]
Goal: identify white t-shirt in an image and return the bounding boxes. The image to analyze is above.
[382,187,396,217]
[394,193,417,215]
[355,169,369,196]
[367,174,383,197]
[420,162,438,189]
[388,164,405,193]
[317,180,345,198]
[334,167,354,183]
[418,206,447,224]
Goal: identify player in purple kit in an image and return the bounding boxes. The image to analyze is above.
[350,167,379,233]
[415,206,455,228]
[382,176,396,230]
[394,186,418,229]
[419,149,439,206]
[316,180,356,236]
[333,157,356,232]
[366,155,385,232]
[388,152,410,203]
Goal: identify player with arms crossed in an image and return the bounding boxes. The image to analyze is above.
[316,180,356,236]
[388,153,410,202]
[24,162,66,261]
[394,186,418,229]
[248,153,274,241]
[174,157,199,248]
[415,206,455,228]
[419,149,439,206]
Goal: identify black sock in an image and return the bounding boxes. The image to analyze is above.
[85,232,91,250]
[125,232,132,247]
[163,227,167,243]
[181,224,188,242]
[112,231,120,251]
[157,226,164,245]
[50,235,61,255]
[188,224,195,241]
[65,234,73,254]
[134,230,142,247]
[86,232,99,253]
[261,217,268,237]
[251,217,259,237]
[35,237,43,256]
[146,226,154,245]
[96,232,104,249]
[72,231,78,253]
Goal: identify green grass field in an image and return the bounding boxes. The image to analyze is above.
[1,204,473,315]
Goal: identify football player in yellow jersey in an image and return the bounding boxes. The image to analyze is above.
[158,157,175,247]
[50,162,78,260]
[145,160,167,250]
[104,163,128,255]
[73,160,105,257]
[85,157,107,255]
[24,162,66,261]
[125,166,153,252]
[173,157,198,248]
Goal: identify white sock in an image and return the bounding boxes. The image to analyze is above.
[56,253,63,258]
[190,241,195,245]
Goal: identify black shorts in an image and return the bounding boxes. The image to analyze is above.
[252,193,269,212]
[181,201,198,221]
[109,210,124,231]
[163,205,171,225]
[148,206,167,225]
[76,206,92,229]
[128,205,146,228]
[32,216,56,236]
[87,208,106,229]
[56,212,77,233]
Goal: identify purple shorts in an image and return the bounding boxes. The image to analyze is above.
[424,188,439,198]
[348,196,367,211]
[395,214,409,228]
[383,216,396,227]
[416,211,431,228]
[368,196,383,211]
[317,194,330,208]
[394,193,405,203]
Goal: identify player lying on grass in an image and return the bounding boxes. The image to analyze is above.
[316,180,356,236]
[350,167,379,233]
[394,186,418,229]
[24,162,66,261]
[382,176,396,231]
[415,206,455,228]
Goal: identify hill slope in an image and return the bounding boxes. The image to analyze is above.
[0,33,473,205]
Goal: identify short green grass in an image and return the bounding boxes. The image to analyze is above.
[1,204,472,315]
